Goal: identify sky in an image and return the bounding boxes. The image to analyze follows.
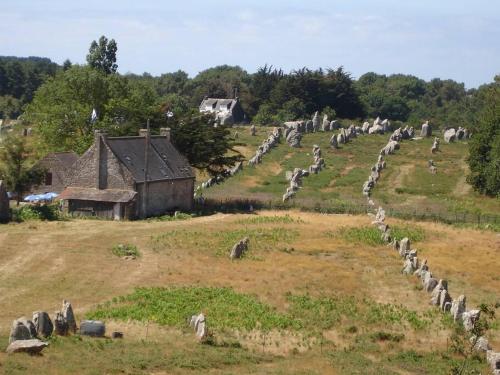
[1,0,499,88]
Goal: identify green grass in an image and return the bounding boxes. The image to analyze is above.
[150,227,300,256]
[332,224,425,247]
[87,287,299,331]
[111,243,140,258]
[205,126,500,220]
[87,287,436,334]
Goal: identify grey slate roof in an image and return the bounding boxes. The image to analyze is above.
[106,135,194,182]
[199,98,238,112]
[53,152,78,169]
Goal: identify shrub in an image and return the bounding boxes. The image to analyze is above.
[13,204,61,221]
[111,243,140,258]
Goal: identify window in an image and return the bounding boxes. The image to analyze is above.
[45,172,53,185]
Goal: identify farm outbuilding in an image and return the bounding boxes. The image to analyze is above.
[31,152,78,194]
[59,128,194,220]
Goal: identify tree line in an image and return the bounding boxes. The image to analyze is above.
[1,36,498,196]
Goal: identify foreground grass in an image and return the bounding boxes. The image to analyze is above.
[87,287,436,333]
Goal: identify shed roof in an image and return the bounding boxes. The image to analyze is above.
[105,135,194,182]
[199,98,238,112]
[58,187,137,203]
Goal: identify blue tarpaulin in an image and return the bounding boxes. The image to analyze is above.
[23,193,59,202]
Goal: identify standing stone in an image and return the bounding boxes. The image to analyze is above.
[62,300,77,333]
[80,320,106,337]
[462,310,480,331]
[486,351,500,374]
[312,112,320,132]
[286,129,302,148]
[420,121,432,137]
[305,120,313,133]
[424,276,438,293]
[54,311,68,336]
[330,120,339,130]
[444,128,456,143]
[250,124,256,136]
[361,121,370,133]
[439,289,452,312]
[32,311,53,338]
[190,313,207,341]
[330,134,338,149]
[9,318,36,343]
[398,237,410,257]
[430,279,448,306]
[322,115,330,131]
[450,295,467,323]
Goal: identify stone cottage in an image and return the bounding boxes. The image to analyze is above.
[58,128,194,220]
[32,152,78,194]
[199,97,245,125]
[0,180,9,222]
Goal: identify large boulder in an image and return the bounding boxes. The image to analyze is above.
[6,339,48,354]
[80,320,106,337]
[443,128,456,143]
[32,311,53,338]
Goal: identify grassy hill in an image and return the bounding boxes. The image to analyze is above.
[0,211,498,374]
[204,126,500,222]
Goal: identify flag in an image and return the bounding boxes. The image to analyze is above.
[90,108,98,123]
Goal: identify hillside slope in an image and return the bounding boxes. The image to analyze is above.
[204,126,500,219]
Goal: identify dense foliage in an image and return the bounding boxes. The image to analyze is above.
[467,77,500,196]
[0,134,44,204]
[0,56,59,118]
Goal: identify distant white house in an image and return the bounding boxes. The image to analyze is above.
[199,97,246,125]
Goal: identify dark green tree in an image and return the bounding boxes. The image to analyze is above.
[168,112,243,176]
[467,76,500,196]
[86,35,118,74]
[0,135,44,205]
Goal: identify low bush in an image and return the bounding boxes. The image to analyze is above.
[111,244,140,258]
[12,204,61,221]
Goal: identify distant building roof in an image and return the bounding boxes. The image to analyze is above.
[58,187,137,203]
[105,135,194,182]
[199,98,239,112]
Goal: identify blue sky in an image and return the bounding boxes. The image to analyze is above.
[1,0,499,88]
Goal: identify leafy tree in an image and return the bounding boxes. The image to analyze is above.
[25,65,157,153]
[0,95,22,119]
[0,135,44,205]
[168,112,243,176]
[86,35,118,74]
[467,76,500,196]
[62,59,72,71]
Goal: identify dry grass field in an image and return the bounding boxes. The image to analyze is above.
[0,211,498,374]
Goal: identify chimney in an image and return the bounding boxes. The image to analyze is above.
[94,130,107,189]
[141,121,151,218]
[160,127,171,141]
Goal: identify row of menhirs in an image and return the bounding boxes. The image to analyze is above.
[35,127,194,220]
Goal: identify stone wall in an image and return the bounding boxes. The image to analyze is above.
[32,155,70,194]
[66,140,134,190]
[137,178,194,217]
